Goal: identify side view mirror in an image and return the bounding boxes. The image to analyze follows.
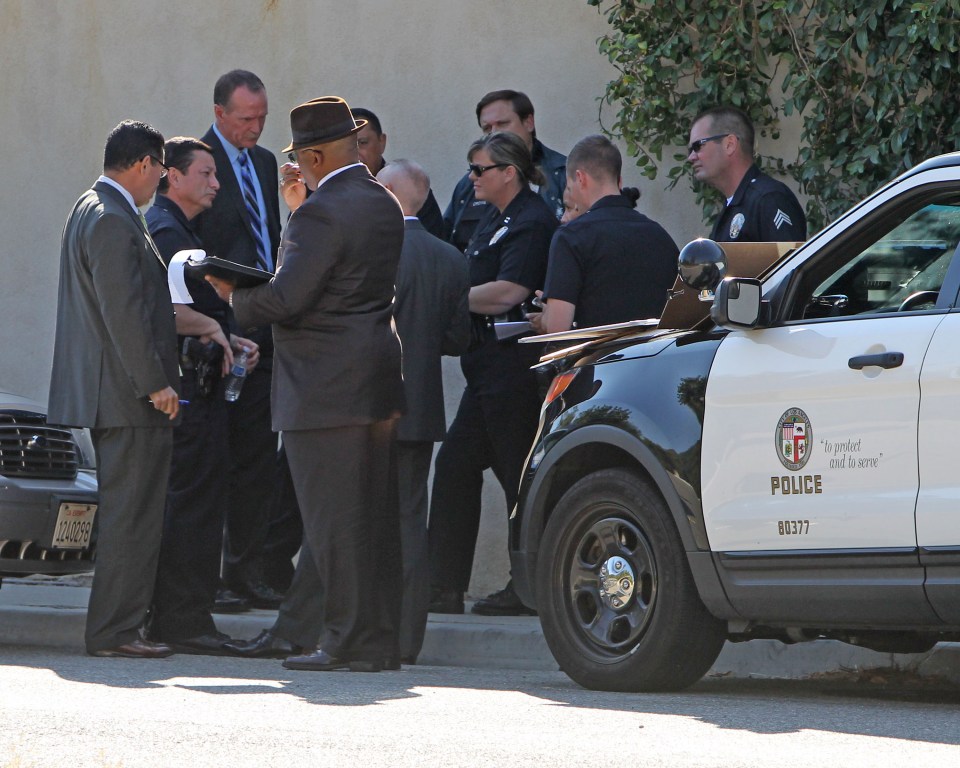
[678,239,727,299]
[711,277,763,329]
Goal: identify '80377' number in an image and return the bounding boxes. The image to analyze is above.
[778,520,810,535]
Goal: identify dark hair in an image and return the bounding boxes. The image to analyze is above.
[567,134,622,183]
[621,186,640,207]
[156,137,213,193]
[213,69,265,107]
[102,120,164,172]
[693,106,755,156]
[350,107,382,136]
[468,131,545,188]
[475,89,535,126]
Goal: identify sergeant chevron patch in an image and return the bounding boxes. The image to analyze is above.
[774,209,793,229]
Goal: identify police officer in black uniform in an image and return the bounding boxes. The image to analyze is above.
[687,106,806,243]
[429,132,557,616]
[444,90,566,252]
[145,137,256,654]
[535,135,679,335]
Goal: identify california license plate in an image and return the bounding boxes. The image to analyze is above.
[52,502,97,549]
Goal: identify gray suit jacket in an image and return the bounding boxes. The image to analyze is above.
[395,220,470,442]
[48,181,179,428]
[232,164,406,431]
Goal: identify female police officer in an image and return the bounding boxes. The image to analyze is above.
[428,131,558,616]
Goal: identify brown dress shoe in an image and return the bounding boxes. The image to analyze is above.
[89,639,174,658]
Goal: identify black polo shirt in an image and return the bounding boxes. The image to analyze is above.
[710,164,807,242]
[146,194,229,337]
[543,195,679,328]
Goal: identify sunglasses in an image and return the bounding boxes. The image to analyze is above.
[468,162,509,177]
[687,133,730,154]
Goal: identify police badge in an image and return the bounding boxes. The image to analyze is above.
[729,212,745,239]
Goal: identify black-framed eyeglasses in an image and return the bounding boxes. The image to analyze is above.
[146,154,169,178]
[468,162,509,177]
[687,134,730,154]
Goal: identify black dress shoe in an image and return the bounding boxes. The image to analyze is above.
[213,588,250,614]
[168,632,234,656]
[428,588,464,615]
[89,639,174,658]
[223,629,302,659]
[471,580,537,616]
[283,648,381,672]
[383,655,416,670]
[238,581,284,610]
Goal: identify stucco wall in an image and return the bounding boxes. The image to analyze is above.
[1,1,780,596]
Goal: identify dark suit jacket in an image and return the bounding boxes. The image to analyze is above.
[194,127,282,268]
[194,127,281,364]
[231,164,406,431]
[48,181,179,428]
[394,220,470,442]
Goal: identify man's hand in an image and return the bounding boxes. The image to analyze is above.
[527,311,544,334]
[280,162,307,213]
[231,335,260,372]
[200,326,234,375]
[205,275,235,304]
[149,386,180,420]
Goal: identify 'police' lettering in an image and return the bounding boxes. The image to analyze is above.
[770,475,822,495]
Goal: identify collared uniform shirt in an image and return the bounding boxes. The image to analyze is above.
[544,195,679,329]
[710,164,807,242]
[460,186,557,395]
[146,194,230,339]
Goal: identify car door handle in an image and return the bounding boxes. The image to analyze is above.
[848,352,904,370]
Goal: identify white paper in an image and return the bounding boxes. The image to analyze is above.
[167,249,205,304]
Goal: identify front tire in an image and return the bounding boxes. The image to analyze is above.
[536,468,725,691]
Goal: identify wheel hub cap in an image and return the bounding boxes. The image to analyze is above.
[599,555,635,610]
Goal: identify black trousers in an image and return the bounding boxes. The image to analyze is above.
[271,440,432,661]
[282,421,402,661]
[223,366,278,588]
[427,383,540,594]
[150,373,229,641]
[86,425,172,653]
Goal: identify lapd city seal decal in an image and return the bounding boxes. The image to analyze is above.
[775,408,811,471]
[729,213,745,239]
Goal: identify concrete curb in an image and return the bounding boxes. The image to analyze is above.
[2,579,959,684]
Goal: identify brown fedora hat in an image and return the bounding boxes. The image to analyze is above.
[281,96,367,153]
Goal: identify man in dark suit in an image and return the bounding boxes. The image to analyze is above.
[377,159,471,658]
[208,97,406,672]
[48,120,180,658]
[194,70,284,611]
[224,158,471,665]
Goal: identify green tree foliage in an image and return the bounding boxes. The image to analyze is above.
[588,0,960,230]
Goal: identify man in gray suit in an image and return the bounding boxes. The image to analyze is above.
[377,159,471,659]
[224,158,470,665]
[48,120,180,658]
[208,97,406,672]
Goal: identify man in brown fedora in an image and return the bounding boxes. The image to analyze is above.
[207,97,406,672]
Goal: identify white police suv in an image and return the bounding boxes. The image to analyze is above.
[510,152,960,691]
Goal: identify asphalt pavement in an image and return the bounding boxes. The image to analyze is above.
[2,575,959,684]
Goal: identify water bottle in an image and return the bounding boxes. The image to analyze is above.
[224,347,249,402]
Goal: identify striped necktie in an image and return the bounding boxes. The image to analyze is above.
[237,149,270,270]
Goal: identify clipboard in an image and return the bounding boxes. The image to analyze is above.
[184,254,274,288]
[518,318,659,344]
